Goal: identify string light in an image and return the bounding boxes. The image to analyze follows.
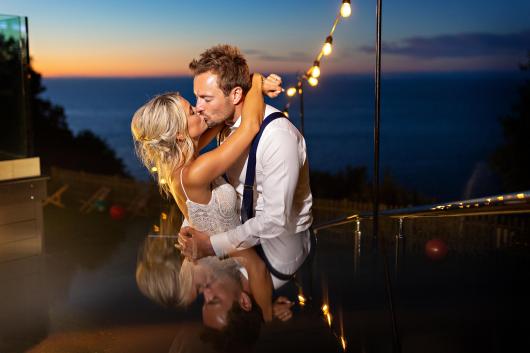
[151,166,158,172]
[282,1,351,134]
[283,109,289,118]
[286,87,297,96]
[341,0,352,18]
[310,61,321,78]
[323,36,333,55]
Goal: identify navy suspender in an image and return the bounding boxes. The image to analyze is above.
[240,112,297,281]
[240,111,286,223]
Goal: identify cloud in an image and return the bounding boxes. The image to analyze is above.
[243,49,312,62]
[359,30,530,58]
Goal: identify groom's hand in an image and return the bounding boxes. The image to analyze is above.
[178,226,215,260]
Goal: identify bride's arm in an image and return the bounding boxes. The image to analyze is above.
[197,73,281,152]
[231,248,273,322]
[185,73,265,187]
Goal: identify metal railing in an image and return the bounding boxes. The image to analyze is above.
[314,190,530,233]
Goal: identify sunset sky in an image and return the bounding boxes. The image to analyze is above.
[2,0,529,77]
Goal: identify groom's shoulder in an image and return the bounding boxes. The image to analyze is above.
[264,104,300,133]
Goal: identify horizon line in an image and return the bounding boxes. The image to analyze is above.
[42,68,522,79]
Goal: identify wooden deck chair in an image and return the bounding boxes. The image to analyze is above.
[79,186,111,214]
[43,184,69,208]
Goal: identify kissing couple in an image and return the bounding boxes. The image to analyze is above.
[132,44,313,337]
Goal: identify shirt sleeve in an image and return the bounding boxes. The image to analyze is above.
[210,127,301,257]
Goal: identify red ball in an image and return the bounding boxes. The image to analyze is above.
[109,205,126,220]
[425,238,448,261]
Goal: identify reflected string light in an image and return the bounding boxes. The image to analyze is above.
[340,336,347,351]
[298,294,307,306]
[151,166,158,172]
[161,212,168,220]
[326,312,333,327]
[322,304,329,315]
[152,224,160,232]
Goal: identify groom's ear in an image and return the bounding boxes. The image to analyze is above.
[239,292,252,312]
[230,86,243,105]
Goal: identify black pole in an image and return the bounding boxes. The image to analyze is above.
[373,0,381,244]
[374,1,401,352]
[299,80,305,136]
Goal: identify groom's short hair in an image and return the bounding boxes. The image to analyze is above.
[189,44,251,96]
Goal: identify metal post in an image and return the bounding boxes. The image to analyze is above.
[395,218,405,277]
[299,79,305,136]
[374,1,400,351]
[353,219,362,275]
[373,0,382,243]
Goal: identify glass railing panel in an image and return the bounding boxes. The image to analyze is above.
[379,214,530,351]
[0,14,30,160]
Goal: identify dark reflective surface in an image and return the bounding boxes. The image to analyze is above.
[1,205,529,352]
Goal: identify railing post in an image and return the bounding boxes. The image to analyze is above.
[395,217,405,277]
[353,218,362,275]
[299,79,305,136]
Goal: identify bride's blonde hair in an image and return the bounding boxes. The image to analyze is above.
[131,92,195,200]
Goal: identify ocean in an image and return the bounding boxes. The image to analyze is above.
[42,72,525,201]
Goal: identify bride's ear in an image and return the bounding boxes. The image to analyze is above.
[231,86,243,105]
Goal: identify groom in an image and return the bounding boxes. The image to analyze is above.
[179,44,313,289]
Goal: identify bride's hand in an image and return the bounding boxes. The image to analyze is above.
[262,74,283,98]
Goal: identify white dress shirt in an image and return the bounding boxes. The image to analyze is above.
[210,105,313,288]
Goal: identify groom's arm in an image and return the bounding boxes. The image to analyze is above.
[210,126,301,257]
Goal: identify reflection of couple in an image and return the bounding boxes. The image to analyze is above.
[132,45,313,335]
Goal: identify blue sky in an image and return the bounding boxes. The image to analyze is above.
[1,0,529,76]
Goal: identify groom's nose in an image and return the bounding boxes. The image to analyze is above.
[195,99,205,114]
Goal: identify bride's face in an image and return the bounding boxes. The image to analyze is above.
[179,97,208,140]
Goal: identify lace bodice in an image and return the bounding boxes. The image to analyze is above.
[181,172,240,236]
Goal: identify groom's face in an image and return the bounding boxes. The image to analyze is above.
[194,71,235,128]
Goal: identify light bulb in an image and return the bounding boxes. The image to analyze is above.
[322,36,333,56]
[308,77,318,86]
[286,87,297,96]
[341,0,352,18]
[311,61,321,78]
